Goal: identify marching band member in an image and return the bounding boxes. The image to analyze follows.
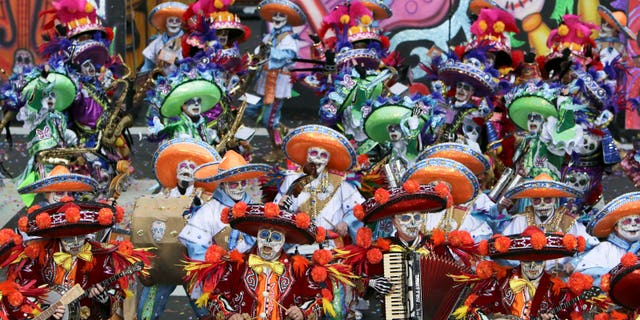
[140,2,188,75]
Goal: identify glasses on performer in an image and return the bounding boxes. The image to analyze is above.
[622,217,640,225]
[227,180,247,189]
[258,229,283,242]
[308,149,329,159]
[528,114,543,122]
[456,82,473,91]
[531,197,554,205]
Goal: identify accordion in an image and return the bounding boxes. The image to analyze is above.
[383,251,470,320]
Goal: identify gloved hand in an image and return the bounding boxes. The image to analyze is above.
[368,276,392,295]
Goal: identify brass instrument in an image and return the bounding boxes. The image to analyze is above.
[215,98,248,154]
[101,79,133,147]
[107,160,131,200]
[487,167,524,204]
[0,110,14,133]
[36,132,103,165]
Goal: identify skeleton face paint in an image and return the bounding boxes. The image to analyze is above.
[176,160,196,187]
[615,215,640,242]
[61,236,87,255]
[222,180,247,201]
[563,171,590,193]
[271,11,288,29]
[455,82,474,103]
[165,16,182,36]
[306,147,330,174]
[521,260,545,281]
[12,49,34,74]
[462,117,481,142]
[576,132,601,155]
[532,197,555,222]
[80,60,96,77]
[600,22,617,38]
[257,228,285,261]
[41,91,57,112]
[393,212,424,242]
[46,191,68,204]
[217,29,230,46]
[387,124,402,142]
[527,112,544,134]
[181,97,202,117]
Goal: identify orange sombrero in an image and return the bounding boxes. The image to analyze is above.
[588,192,640,238]
[283,125,357,172]
[149,2,188,32]
[401,158,479,205]
[17,166,98,194]
[258,0,307,26]
[469,0,499,15]
[416,143,491,175]
[153,138,222,189]
[210,150,271,182]
[194,162,220,193]
[503,173,583,200]
[361,0,392,20]
[598,5,636,40]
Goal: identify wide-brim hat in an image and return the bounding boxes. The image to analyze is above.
[416,143,490,175]
[211,150,271,182]
[401,158,479,205]
[153,138,222,189]
[598,5,636,40]
[0,229,20,264]
[210,11,247,42]
[439,60,497,97]
[150,2,188,32]
[336,48,381,72]
[364,104,427,143]
[608,261,640,310]
[469,0,499,15]
[227,203,318,244]
[487,233,578,261]
[66,17,107,39]
[504,173,583,199]
[194,162,220,192]
[71,39,110,66]
[22,72,77,112]
[283,125,357,172]
[20,201,116,238]
[258,0,307,26]
[160,79,222,118]
[588,192,640,238]
[361,0,392,20]
[18,165,98,194]
[360,184,447,223]
[508,96,558,131]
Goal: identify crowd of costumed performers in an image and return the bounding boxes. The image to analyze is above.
[3,0,640,319]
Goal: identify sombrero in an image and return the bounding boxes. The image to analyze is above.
[438,59,497,97]
[283,125,357,172]
[359,184,448,223]
[160,79,222,118]
[18,166,98,194]
[598,5,636,40]
[416,143,490,175]
[0,229,21,266]
[401,158,480,205]
[70,39,110,67]
[363,104,427,143]
[360,0,392,20]
[572,69,608,107]
[503,173,583,200]
[335,48,381,71]
[588,192,640,238]
[608,259,640,310]
[210,150,271,182]
[19,201,117,238]
[194,162,221,192]
[149,2,188,32]
[152,138,222,189]
[210,11,248,42]
[227,203,319,244]
[348,25,381,44]
[469,0,499,15]
[22,72,77,112]
[258,0,307,26]
[506,81,558,131]
[487,228,582,261]
[66,16,107,39]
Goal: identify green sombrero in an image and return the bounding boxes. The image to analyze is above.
[506,81,558,131]
[364,104,427,143]
[160,79,222,118]
[22,72,77,112]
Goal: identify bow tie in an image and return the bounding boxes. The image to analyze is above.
[53,243,93,271]
[248,254,285,275]
[509,277,537,298]
[389,244,430,256]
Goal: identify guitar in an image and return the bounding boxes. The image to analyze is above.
[529,287,603,320]
[35,261,144,320]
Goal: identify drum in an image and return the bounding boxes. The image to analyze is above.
[131,195,193,285]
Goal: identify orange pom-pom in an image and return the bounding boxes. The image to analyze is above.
[621,252,639,267]
[313,249,333,265]
[60,196,74,203]
[366,248,383,264]
[558,24,569,37]
[229,249,244,267]
[18,217,29,233]
[530,231,547,250]
[264,202,280,218]
[321,288,333,300]
[494,236,511,253]
[594,313,610,320]
[353,204,365,221]
[356,227,373,249]
[476,260,493,279]
[375,238,391,252]
[65,206,81,223]
[374,188,390,204]
[577,236,586,252]
[205,245,226,264]
[311,265,328,282]
[118,240,134,256]
[35,213,52,229]
[449,230,474,247]
[295,212,311,229]
[316,226,326,243]
[8,291,23,307]
[220,207,230,224]
[493,21,505,33]
[570,312,584,320]
[568,272,593,296]
[402,180,420,193]
[24,243,40,259]
[562,234,577,251]
[232,201,247,218]
[478,239,489,256]
[27,205,41,214]
[434,182,451,199]
[600,273,611,292]
[115,206,125,223]
[431,229,445,246]
[97,208,114,225]
[610,310,628,320]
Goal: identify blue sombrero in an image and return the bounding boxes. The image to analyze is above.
[282,125,357,172]
[258,0,307,26]
[416,143,490,175]
[439,59,497,97]
[153,137,222,188]
[18,165,99,194]
[402,158,480,205]
[588,192,640,238]
[210,150,271,182]
[503,173,583,200]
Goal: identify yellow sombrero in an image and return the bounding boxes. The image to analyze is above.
[149,2,188,32]
[401,158,479,205]
[153,138,222,189]
[282,125,357,172]
[194,162,221,193]
[503,173,583,200]
[258,0,307,26]
[416,143,490,175]
[211,150,271,182]
[588,192,640,238]
[17,166,98,194]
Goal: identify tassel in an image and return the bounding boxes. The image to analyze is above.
[322,297,336,317]
[195,292,210,308]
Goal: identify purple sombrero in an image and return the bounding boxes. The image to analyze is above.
[71,39,110,66]
[439,59,497,97]
[336,48,381,72]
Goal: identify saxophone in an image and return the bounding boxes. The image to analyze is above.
[36,132,103,166]
[101,78,133,147]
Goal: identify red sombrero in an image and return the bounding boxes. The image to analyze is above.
[153,137,222,189]
[18,201,120,238]
[283,125,357,172]
[608,258,640,310]
[194,162,221,193]
[211,150,271,182]
[487,227,583,261]
[0,229,22,266]
[504,173,583,199]
[416,143,491,175]
[359,183,448,224]
[588,192,640,238]
[17,165,98,194]
[226,203,319,244]
[149,2,188,32]
[402,158,480,205]
[258,0,307,26]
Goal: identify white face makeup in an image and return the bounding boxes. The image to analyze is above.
[81,60,96,77]
[306,147,330,174]
[217,29,229,46]
[387,124,402,142]
[521,260,545,281]
[393,212,424,241]
[600,22,617,38]
[455,82,474,103]
[165,16,182,35]
[222,180,247,201]
[615,215,640,242]
[176,160,196,187]
[46,191,68,204]
[527,112,544,134]
[257,228,285,261]
[563,171,590,193]
[576,132,601,155]
[61,235,87,255]
[531,197,555,223]
[41,91,57,112]
[181,97,202,117]
[271,11,288,29]
[462,117,481,142]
